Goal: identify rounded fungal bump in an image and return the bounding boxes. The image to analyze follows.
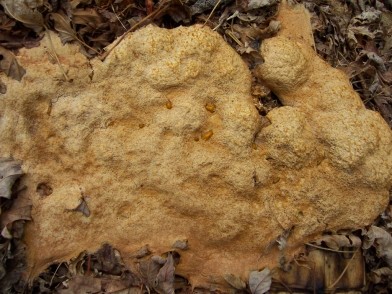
[166,99,173,109]
[201,130,213,141]
[205,102,216,113]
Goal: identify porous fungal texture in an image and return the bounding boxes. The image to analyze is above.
[0,23,391,288]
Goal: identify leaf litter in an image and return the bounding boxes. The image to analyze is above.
[0,0,391,293]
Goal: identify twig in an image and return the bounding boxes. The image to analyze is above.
[305,243,358,253]
[99,1,170,61]
[49,263,63,287]
[112,4,127,30]
[272,278,293,293]
[45,28,70,82]
[327,248,359,289]
[203,0,222,27]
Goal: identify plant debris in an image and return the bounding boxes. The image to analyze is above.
[0,158,31,293]
[249,268,272,294]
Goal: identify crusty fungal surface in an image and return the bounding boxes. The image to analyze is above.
[0,21,391,289]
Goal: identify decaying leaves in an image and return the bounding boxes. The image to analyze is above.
[58,275,101,294]
[371,267,392,284]
[131,245,151,259]
[155,253,175,294]
[363,226,392,267]
[0,158,30,292]
[68,196,90,217]
[312,234,362,250]
[0,191,32,229]
[138,253,176,294]
[50,12,79,44]
[94,243,125,275]
[172,239,188,250]
[0,158,23,199]
[249,268,271,294]
[0,0,44,33]
[32,243,139,292]
[224,273,246,290]
[247,0,278,10]
[0,47,26,81]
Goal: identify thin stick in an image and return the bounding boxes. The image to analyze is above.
[203,0,222,27]
[45,29,70,81]
[99,2,169,61]
[327,248,359,289]
[272,278,293,293]
[305,243,358,253]
[112,4,127,30]
[49,263,62,287]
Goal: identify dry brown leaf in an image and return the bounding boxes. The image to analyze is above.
[58,275,101,294]
[72,8,103,29]
[0,0,44,33]
[172,239,188,250]
[0,158,23,199]
[351,8,382,25]
[154,253,175,294]
[0,192,31,228]
[347,8,382,45]
[247,0,278,10]
[313,234,361,250]
[70,0,93,9]
[95,244,124,274]
[131,245,151,259]
[224,273,246,290]
[249,268,271,294]
[0,11,16,31]
[101,276,130,292]
[0,47,26,81]
[363,226,392,267]
[371,267,392,284]
[71,197,90,217]
[1,225,12,239]
[50,12,79,44]
[138,257,162,289]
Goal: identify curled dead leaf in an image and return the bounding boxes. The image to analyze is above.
[371,267,392,284]
[0,192,32,228]
[131,245,151,259]
[0,47,26,81]
[224,273,246,290]
[71,197,90,217]
[72,8,103,29]
[1,225,12,239]
[154,253,175,294]
[363,226,392,267]
[172,239,188,250]
[0,0,44,33]
[0,158,23,199]
[50,12,79,44]
[58,275,101,294]
[249,268,271,294]
[312,234,361,250]
[247,0,278,10]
